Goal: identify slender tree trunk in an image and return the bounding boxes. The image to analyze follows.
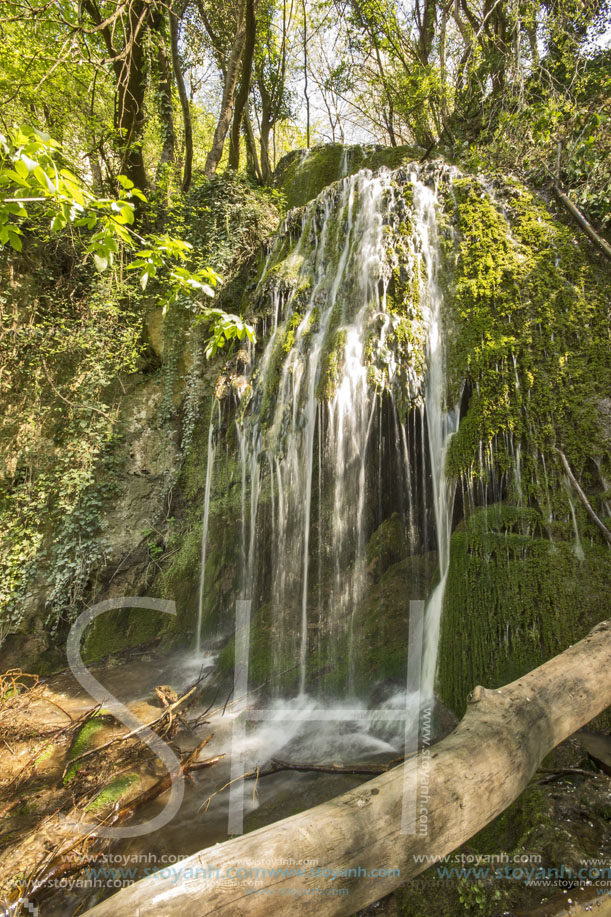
[84,620,611,917]
[88,152,104,193]
[302,0,310,147]
[258,89,273,182]
[204,3,247,177]
[154,15,177,180]
[82,0,150,191]
[115,0,149,190]
[243,110,263,182]
[228,0,256,170]
[169,0,193,191]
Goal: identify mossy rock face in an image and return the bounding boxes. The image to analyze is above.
[82,606,166,663]
[438,505,611,717]
[366,513,411,581]
[440,174,610,483]
[347,552,439,694]
[274,143,424,210]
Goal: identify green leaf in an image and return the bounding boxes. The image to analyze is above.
[4,201,28,217]
[33,165,55,193]
[51,213,67,232]
[93,253,108,272]
[7,230,22,251]
[14,159,30,179]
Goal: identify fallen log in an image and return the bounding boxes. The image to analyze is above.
[85,619,611,917]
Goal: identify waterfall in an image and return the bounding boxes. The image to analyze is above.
[198,161,459,703]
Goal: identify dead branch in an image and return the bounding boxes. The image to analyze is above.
[63,686,198,777]
[246,757,404,779]
[555,447,611,546]
[553,184,611,263]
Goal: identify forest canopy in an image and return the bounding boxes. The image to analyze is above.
[0,0,609,228]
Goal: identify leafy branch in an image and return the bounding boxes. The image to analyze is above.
[0,124,254,354]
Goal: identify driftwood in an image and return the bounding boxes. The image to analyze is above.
[85,618,611,917]
[553,184,611,263]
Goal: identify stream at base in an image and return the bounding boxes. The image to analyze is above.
[40,644,444,916]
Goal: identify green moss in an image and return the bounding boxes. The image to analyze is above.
[282,311,304,353]
[317,328,346,401]
[442,176,610,482]
[436,175,610,721]
[33,742,56,766]
[82,605,167,663]
[438,505,611,716]
[217,602,300,692]
[64,714,108,783]
[274,144,424,210]
[366,512,409,580]
[85,773,140,812]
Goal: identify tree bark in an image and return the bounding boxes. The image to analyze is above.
[259,101,273,183]
[204,3,247,177]
[302,0,310,147]
[169,0,193,191]
[228,0,256,170]
[82,0,150,191]
[244,110,263,182]
[84,619,611,917]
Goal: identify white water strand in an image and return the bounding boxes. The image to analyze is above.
[566,488,585,561]
[410,176,459,702]
[196,399,221,653]
[235,170,397,695]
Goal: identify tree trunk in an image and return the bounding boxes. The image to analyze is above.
[169,0,193,191]
[82,0,150,192]
[302,0,310,147]
[554,184,611,262]
[115,0,149,190]
[244,110,263,182]
[154,14,177,180]
[259,102,273,183]
[83,619,611,917]
[228,0,256,170]
[204,3,247,177]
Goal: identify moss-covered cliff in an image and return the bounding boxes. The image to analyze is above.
[435,173,610,718]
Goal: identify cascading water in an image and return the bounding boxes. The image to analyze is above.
[197,161,458,710]
[411,177,460,702]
